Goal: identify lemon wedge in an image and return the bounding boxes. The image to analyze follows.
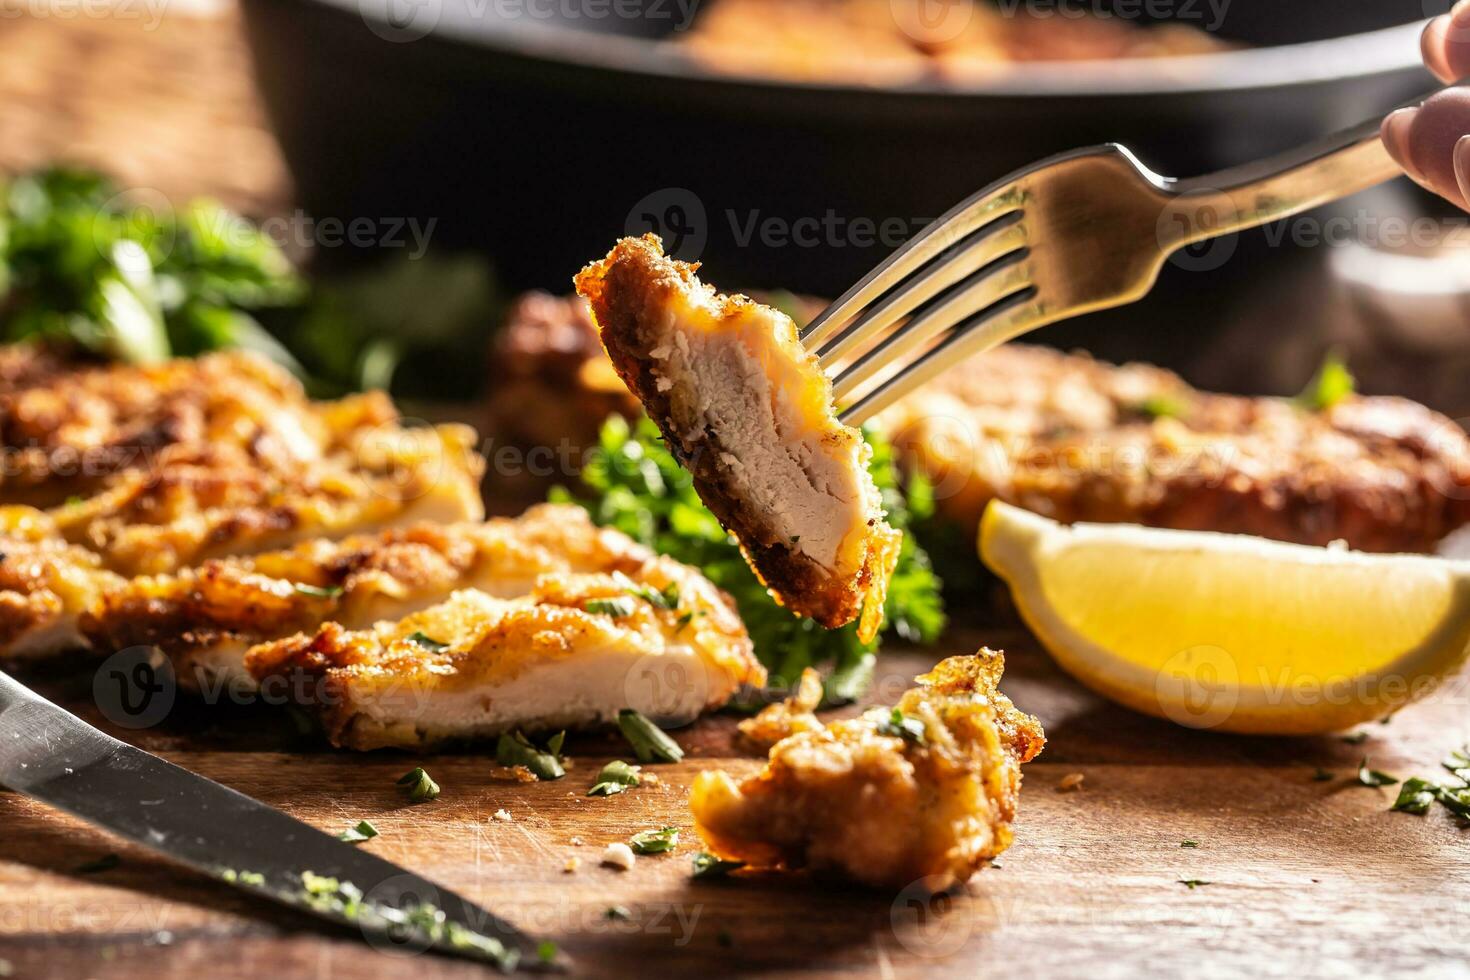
[980,501,1470,734]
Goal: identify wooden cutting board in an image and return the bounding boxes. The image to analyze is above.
[3,621,1468,979]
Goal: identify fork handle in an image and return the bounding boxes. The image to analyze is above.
[1160,84,1451,249]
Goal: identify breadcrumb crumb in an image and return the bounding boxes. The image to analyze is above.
[564,856,581,873]
[492,808,514,822]
[602,842,636,871]
[1058,772,1085,792]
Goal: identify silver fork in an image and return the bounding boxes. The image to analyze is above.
[806,88,1442,426]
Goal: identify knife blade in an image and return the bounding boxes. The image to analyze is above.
[0,669,560,972]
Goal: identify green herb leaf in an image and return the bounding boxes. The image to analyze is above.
[1391,777,1438,815]
[1293,349,1356,412]
[338,820,378,843]
[407,631,449,652]
[1356,758,1397,788]
[76,853,120,874]
[692,851,745,879]
[546,731,566,757]
[293,582,344,599]
[617,708,685,763]
[395,767,441,803]
[495,731,565,780]
[1179,840,1199,849]
[629,826,679,855]
[615,572,680,610]
[554,416,944,701]
[585,596,638,618]
[876,708,927,746]
[1178,879,1211,890]
[1135,395,1186,420]
[537,941,558,964]
[588,760,642,797]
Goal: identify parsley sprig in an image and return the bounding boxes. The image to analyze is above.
[552,415,945,700]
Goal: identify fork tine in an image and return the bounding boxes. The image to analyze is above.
[829,256,1032,401]
[839,294,1053,426]
[799,184,1027,351]
[816,218,1028,370]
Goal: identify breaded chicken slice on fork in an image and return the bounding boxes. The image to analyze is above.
[245,567,764,751]
[81,504,683,691]
[576,235,900,640]
[691,650,1044,891]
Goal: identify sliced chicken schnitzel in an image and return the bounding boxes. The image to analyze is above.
[47,423,484,577]
[880,344,1470,552]
[82,504,678,690]
[0,348,354,507]
[245,566,763,751]
[0,506,125,660]
[691,650,1044,891]
[576,235,900,640]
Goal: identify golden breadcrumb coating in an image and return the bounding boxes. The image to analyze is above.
[691,650,1043,891]
[576,235,899,640]
[245,561,764,750]
[737,666,825,751]
[48,422,484,576]
[0,506,125,660]
[880,344,1470,552]
[82,504,670,688]
[0,349,344,506]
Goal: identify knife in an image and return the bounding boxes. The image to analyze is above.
[0,669,561,972]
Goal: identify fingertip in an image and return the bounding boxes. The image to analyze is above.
[1382,107,1427,185]
[1442,0,1470,80]
[1423,16,1456,83]
[1453,134,1470,205]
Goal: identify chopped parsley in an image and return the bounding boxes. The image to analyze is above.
[692,852,745,879]
[1356,758,1398,788]
[295,870,517,969]
[1293,349,1355,412]
[1179,840,1199,849]
[1381,743,1470,821]
[293,582,344,599]
[588,760,642,797]
[614,572,679,610]
[495,730,565,780]
[585,596,638,619]
[395,767,441,803]
[1135,395,1186,420]
[338,820,378,843]
[629,826,679,855]
[1391,778,1438,815]
[552,415,945,702]
[1178,879,1211,890]
[76,853,120,873]
[407,631,449,652]
[220,869,266,887]
[536,941,558,964]
[617,708,684,763]
[876,708,927,746]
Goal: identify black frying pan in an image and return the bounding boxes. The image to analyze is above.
[239,0,1442,379]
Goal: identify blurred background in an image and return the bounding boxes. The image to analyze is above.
[2,0,1468,419]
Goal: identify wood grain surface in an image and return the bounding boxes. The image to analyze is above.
[3,619,1468,979]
